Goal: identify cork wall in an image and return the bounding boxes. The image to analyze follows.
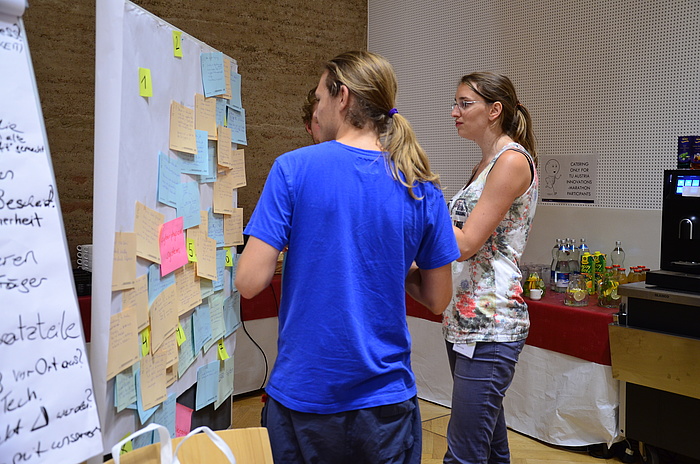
[22,0,367,264]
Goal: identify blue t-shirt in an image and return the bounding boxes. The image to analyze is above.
[244,140,459,414]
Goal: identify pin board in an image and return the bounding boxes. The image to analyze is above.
[0,0,103,462]
[92,0,247,452]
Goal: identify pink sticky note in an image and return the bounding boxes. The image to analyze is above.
[160,217,189,276]
[175,402,193,437]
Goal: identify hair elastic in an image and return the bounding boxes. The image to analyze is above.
[388,108,399,117]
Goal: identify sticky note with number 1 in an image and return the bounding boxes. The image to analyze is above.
[217,339,230,360]
[139,67,153,97]
[172,30,183,58]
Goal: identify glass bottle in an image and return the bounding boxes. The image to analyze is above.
[610,240,625,267]
[618,268,628,285]
[598,266,621,308]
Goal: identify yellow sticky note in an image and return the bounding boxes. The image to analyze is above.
[225,248,233,267]
[217,339,229,360]
[140,327,151,357]
[120,434,133,455]
[187,238,198,262]
[172,30,183,58]
[138,67,153,97]
[176,322,187,346]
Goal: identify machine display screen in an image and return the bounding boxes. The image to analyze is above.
[675,175,700,196]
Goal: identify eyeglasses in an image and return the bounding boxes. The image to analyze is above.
[451,100,483,111]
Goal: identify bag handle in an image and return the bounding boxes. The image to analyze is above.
[111,423,173,464]
[172,426,236,464]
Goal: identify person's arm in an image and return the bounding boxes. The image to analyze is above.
[234,236,280,299]
[405,262,454,315]
[454,150,532,261]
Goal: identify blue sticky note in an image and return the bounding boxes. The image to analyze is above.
[177,315,197,378]
[195,361,220,410]
[229,71,242,110]
[215,98,227,127]
[152,394,177,438]
[178,130,209,175]
[200,277,214,299]
[223,292,241,337]
[133,431,154,450]
[208,208,224,247]
[135,370,159,425]
[214,249,226,291]
[177,182,201,230]
[230,252,238,293]
[193,301,213,354]
[158,152,180,207]
[227,106,247,146]
[115,365,137,412]
[201,52,226,97]
[148,263,176,305]
[199,141,217,183]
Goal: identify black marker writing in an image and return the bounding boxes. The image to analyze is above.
[0,185,55,210]
[0,311,79,347]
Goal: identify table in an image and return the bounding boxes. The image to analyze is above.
[237,277,622,447]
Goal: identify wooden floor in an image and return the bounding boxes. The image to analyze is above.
[231,391,618,464]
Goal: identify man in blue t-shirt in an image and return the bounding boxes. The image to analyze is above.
[235,51,459,464]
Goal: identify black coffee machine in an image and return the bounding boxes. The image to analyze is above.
[646,169,700,291]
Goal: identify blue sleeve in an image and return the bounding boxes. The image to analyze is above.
[414,188,460,269]
[243,160,292,251]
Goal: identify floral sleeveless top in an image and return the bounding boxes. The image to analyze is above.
[443,143,538,344]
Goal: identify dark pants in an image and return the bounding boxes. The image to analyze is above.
[444,340,525,464]
[261,395,422,464]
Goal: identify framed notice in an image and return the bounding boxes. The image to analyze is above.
[539,154,597,204]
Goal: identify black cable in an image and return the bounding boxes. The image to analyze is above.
[240,280,280,391]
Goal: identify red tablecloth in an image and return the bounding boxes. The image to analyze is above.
[239,276,617,365]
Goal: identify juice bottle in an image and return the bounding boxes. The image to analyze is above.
[580,252,594,294]
[618,268,628,285]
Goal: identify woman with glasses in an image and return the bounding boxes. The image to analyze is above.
[443,72,538,464]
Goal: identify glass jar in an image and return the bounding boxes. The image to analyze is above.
[598,267,621,308]
[564,274,589,307]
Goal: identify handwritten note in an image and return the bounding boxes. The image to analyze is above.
[215,357,235,410]
[224,292,242,337]
[176,181,201,230]
[169,101,197,154]
[192,301,213,355]
[208,208,225,247]
[157,151,180,207]
[177,129,209,176]
[196,236,217,280]
[216,125,233,168]
[224,208,244,246]
[177,315,197,378]
[139,351,168,410]
[231,148,247,188]
[195,360,219,410]
[112,231,136,291]
[229,70,242,110]
[107,308,140,380]
[194,93,216,138]
[200,52,226,97]
[138,67,153,97]
[115,364,137,413]
[134,201,164,264]
[175,262,202,315]
[159,216,188,276]
[149,284,178,353]
[213,168,234,215]
[199,140,218,183]
[227,105,247,145]
[0,14,103,462]
[122,274,149,330]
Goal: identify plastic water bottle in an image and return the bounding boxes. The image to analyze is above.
[550,239,560,290]
[610,240,625,267]
[578,238,590,255]
[554,241,570,293]
[567,238,580,274]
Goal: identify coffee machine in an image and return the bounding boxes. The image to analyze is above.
[646,169,700,291]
